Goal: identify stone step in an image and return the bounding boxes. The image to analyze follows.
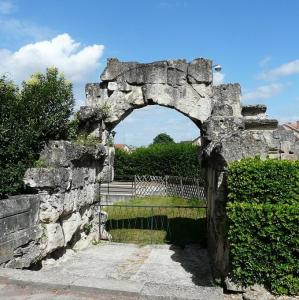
[244,119,278,130]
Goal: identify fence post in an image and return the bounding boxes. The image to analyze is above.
[180,177,183,197]
[196,179,200,200]
[151,207,154,244]
[99,205,102,241]
[165,175,168,196]
[134,175,136,198]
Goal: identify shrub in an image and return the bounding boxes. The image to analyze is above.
[114,143,203,180]
[228,157,299,205]
[227,202,299,295]
[0,68,74,198]
[227,158,299,295]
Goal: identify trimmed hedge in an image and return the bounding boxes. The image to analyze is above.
[227,158,299,295]
[228,158,299,205]
[114,143,203,180]
[227,202,299,295]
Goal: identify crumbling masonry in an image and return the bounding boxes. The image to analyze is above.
[1,57,298,280]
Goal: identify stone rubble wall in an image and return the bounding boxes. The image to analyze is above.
[0,140,108,268]
[2,56,298,280]
[84,57,299,281]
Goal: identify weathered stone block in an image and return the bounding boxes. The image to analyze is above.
[100,58,138,81]
[241,105,267,117]
[39,192,64,223]
[62,190,76,215]
[167,68,186,86]
[39,141,106,168]
[244,119,278,130]
[61,212,81,244]
[212,84,242,117]
[24,167,71,191]
[187,58,212,83]
[45,223,65,253]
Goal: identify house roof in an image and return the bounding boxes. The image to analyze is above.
[282,121,299,133]
[114,144,128,149]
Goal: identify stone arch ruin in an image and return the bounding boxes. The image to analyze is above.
[1,57,298,281]
[81,57,299,278]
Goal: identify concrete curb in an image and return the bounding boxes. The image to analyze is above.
[0,276,141,298]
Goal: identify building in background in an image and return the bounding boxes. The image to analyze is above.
[281,121,299,140]
[114,144,131,152]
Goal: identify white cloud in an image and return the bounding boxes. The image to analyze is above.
[0,0,15,14]
[213,72,225,85]
[259,55,272,68]
[242,83,285,101]
[0,17,53,41]
[258,59,299,80]
[0,33,104,83]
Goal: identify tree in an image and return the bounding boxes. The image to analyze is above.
[20,67,74,150]
[0,68,74,198]
[153,133,175,145]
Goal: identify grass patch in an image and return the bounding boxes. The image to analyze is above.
[112,196,206,207]
[103,196,207,246]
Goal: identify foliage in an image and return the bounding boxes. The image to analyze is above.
[227,202,299,295]
[153,133,175,145]
[107,136,114,147]
[74,134,100,146]
[0,68,74,198]
[83,223,93,235]
[114,143,203,180]
[227,158,299,295]
[97,102,111,118]
[20,67,74,148]
[67,116,80,140]
[228,157,299,205]
[33,159,48,168]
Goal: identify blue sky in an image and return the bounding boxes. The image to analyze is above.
[0,0,299,146]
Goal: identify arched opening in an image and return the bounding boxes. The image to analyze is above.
[113,105,201,147]
[98,102,208,251]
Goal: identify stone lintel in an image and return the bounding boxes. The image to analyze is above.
[241,105,267,116]
[244,119,278,130]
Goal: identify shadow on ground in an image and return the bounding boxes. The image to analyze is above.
[170,244,214,287]
[106,216,207,246]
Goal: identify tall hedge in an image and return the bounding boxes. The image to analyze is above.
[227,158,299,295]
[228,158,299,205]
[114,143,203,180]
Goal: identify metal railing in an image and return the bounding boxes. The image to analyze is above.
[99,203,207,245]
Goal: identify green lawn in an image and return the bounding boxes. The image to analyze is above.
[103,196,207,246]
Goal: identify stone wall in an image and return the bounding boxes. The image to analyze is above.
[2,57,298,278]
[0,140,107,268]
[84,57,299,281]
[0,195,41,268]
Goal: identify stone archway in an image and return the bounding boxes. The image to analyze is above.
[80,57,299,279]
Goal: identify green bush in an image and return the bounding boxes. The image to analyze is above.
[0,68,74,198]
[153,133,175,145]
[228,157,299,205]
[114,143,203,180]
[227,202,299,295]
[227,158,299,295]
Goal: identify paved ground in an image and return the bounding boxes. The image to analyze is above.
[0,243,223,299]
